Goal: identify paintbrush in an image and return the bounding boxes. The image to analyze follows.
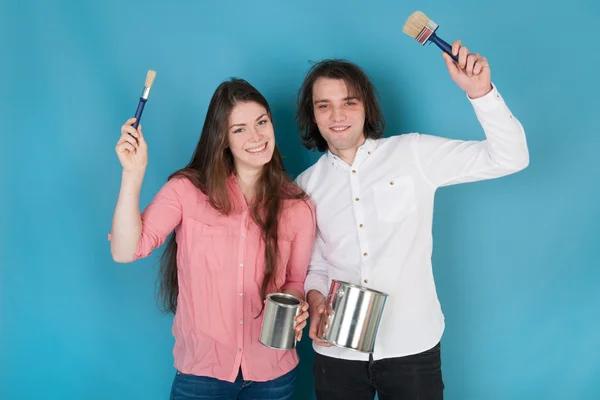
[402,11,458,62]
[132,70,156,129]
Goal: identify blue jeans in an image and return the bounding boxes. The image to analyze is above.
[170,367,297,400]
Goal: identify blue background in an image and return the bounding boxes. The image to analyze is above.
[1,0,599,399]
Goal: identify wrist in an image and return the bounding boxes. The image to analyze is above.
[121,169,146,192]
[307,290,324,305]
[282,288,304,302]
[122,167,146,181]
[467,84,493,99]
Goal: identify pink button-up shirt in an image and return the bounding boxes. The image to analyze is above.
[125,175,316,382]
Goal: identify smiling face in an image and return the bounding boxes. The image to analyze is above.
[312,77,366,161]
[227,101,275,173]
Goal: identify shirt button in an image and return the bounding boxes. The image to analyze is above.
[390,180,395,185]
[368,151,371,155]
[239,263,244,267]
[359,224,364,228]
[352,170,357,174]
[364,279,369,284]
[239,320,243,324]
[355,197,360,201]
[363,252,368,257]
[238,348,242,352]
[239,292,243,296]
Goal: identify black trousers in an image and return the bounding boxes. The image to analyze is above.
[313,342,444,400]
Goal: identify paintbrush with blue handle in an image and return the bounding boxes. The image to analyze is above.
[403,11,459,62]
[131,70,156,131]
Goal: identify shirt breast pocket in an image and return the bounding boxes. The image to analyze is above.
[372,176,417,222]
[188,219,228,271]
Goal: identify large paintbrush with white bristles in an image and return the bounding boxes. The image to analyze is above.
[132,70,156,129]
[403,11,458,62]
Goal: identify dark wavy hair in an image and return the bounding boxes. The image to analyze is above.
[158,78,307,315]
[296,59,386,152]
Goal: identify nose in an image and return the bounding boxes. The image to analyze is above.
[330,106,346,123]
[249,126,263,142]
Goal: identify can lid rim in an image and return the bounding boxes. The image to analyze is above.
[266,292,302,307]
[331,280,389,297]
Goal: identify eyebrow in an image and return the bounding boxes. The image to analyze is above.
[229,113,268,129]
[313,96,360,105]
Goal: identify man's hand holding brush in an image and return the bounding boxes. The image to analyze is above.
[443,40,492,100]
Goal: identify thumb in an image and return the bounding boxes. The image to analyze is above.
[137,123,146,144]
[442,52,460,77]
[308,320,318,338]
[311,309,321,322]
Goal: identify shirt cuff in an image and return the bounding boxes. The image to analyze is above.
[467,82,505,113]
[281,281,305,297]
[107,232,144,260]
[304,280,330,298]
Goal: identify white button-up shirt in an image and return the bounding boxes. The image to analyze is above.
[294,84,529,361]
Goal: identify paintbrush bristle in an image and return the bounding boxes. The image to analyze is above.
[402,11,431,39]
[145,70,156,87]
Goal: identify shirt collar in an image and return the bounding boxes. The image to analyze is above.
[326,138,379,170]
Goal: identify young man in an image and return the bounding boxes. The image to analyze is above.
[294,41,529,400]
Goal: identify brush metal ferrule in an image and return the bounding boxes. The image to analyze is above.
[416,20,438,45]
[140,86,151,100]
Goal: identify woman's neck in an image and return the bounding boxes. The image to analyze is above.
[235,165,262,205]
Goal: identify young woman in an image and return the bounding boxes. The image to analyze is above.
[109,78,316,399]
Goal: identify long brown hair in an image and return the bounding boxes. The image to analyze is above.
[296,59,386,152]
[157,78,306,315]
